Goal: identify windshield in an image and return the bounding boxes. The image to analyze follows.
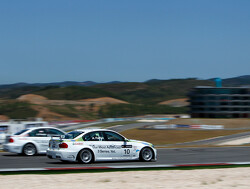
[64,131,84,139]
[14,129,29,135]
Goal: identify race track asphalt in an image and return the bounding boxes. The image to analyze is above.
[1,147,250,169]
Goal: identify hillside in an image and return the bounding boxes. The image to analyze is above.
[222,75,250,86]
[33,86,122,100]
[159,98,189,107]
[17,94,128,106]
[0,75,249,120]
[0,76,249,105]
[93,78,214,104]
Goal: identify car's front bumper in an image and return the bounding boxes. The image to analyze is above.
[3,143,23,154]
[152,148,157,161]
[47,149,78,162]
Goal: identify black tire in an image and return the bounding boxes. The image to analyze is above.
[140,147,153,162]
[78,149,94,164]
[23,143,37,156]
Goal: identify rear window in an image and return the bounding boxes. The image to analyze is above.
[64,131,83,139]
[14,129,29,135]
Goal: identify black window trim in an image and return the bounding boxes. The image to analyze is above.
[82,131,105,142]
[103,131,125,142]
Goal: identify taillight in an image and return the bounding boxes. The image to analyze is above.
[9,138,14,143]
[59,143,68,148]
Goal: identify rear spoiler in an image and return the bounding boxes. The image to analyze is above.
[50,135,63,141]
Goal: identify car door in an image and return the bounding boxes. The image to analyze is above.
[103,131,133,160]
[82,131,107,160]
[28,128,49,152]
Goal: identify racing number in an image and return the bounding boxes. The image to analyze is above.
[124,149,130,154]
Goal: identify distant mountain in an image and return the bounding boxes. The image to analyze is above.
[37,81,98,87]
[0,75,249,90]
[208,75,250,87]
[106,81,123,84]
[93,78,214,104]
[0,81,98,89]
[0,82,29,89]
[222,75,250,86]
[0,75,249,103]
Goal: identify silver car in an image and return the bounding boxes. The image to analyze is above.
[4,127,66,156]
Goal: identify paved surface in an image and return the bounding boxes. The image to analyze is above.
[174,131,250,146]
[1,147,250,169]
[58,121,157,132]
[109,122,158,132]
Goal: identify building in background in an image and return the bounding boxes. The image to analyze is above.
[189,79,250,118]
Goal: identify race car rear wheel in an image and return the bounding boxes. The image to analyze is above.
[140,147,153,161]
[23,143,37,156]
[79,149,93,164]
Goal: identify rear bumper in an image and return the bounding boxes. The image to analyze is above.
[47,149,78,162]
[3,143,23,154]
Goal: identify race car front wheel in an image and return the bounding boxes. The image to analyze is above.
[23,143,37,156]
[79,149,93,164]
[140,147,153,161]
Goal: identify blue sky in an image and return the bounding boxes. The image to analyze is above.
[0,0,250,84]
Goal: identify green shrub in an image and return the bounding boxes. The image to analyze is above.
[98,104,188,118]
[0,101,38,119]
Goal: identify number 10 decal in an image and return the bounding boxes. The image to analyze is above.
[124,149,130,154]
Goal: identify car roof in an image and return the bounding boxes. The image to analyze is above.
[26,127,64,131]
[73,128,114,133]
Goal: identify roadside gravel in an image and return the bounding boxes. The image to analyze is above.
[1,167,250,189]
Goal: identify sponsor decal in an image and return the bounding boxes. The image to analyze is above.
[91,145,121,154]
[122,145,132,148]
[76,137,84,142]
[123,149,131,156]
[98,150,111,153]
[73,142,83,145]
[90,144,121,149]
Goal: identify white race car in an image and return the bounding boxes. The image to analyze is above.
[3,127,66,156]
[47,129,157,163]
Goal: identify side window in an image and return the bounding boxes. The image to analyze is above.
[28,129,47,137]
[83,131,104,141]
[104,131,124,141]
[47,129,64,136]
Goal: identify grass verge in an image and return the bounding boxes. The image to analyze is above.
[121,128,250,145]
